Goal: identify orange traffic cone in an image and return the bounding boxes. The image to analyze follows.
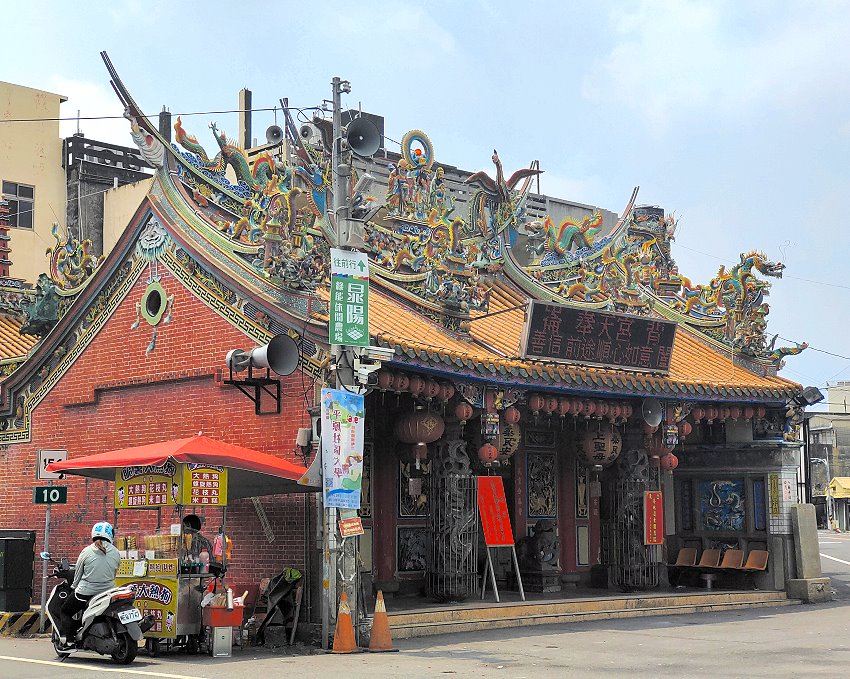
[368,590,397,652]
[332,591,359,653]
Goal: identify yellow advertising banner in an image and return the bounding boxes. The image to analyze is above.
[180,464,228,506]
[116,574,179,639]
[117,558,179,578]
[114,462,228,508]
[114,462,180,508]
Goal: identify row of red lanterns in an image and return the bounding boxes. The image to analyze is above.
[376,370,456,402]
[527,394,635,423]
[689,404,766,423]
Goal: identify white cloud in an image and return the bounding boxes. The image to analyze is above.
[582,1,850,133]
[47,76,134,147]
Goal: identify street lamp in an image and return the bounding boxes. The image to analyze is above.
[811,457,835,530]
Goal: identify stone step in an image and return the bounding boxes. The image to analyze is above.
[385,592,796,639]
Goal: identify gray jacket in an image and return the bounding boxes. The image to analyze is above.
[72,542,121,596]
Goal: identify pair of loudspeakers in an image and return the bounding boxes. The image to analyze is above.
[270,117,380,157]
[226,334,299,376]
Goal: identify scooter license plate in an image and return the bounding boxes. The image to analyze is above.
[117,608,142,624]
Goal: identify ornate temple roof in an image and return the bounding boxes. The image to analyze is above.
[6,54,805,422]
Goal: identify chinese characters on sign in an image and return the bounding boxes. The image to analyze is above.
[329,247,369,347]
[520,301,677,373]
[114,463,179,508]
[477,476,515,547]
[182,464,228,506]
[644,490,664,545]
[113,463,228,508]
[769,473,781,516]
[321,387,365,509]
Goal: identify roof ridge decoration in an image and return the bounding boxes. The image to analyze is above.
[103,51,804,374]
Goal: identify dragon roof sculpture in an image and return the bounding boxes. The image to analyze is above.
[99,53,802,377]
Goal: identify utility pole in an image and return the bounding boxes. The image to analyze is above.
[323,76,361,650]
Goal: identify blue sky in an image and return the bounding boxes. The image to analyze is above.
[6,1,850,405]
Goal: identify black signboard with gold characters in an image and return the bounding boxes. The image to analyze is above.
[520,301,677,374]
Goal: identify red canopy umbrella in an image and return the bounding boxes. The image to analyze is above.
[47,434,318,499]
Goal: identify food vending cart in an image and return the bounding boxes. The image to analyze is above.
[47,434,316,656]
[112,460,230,654]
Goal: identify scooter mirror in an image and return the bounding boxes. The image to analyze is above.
[40,552,50,560]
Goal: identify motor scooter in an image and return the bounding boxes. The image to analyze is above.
[41,553,153,664]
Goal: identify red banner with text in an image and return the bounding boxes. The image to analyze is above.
[477,476,515,547]
[644,490,664,545]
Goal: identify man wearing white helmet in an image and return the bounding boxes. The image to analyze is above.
[58,521,121,647]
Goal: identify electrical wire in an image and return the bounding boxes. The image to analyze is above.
[0,106,323,124]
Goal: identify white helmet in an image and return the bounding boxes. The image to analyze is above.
[91,521,114,543]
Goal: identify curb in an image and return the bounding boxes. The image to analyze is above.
[0,610,49,637]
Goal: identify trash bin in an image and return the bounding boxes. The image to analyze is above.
[0,530,36,612]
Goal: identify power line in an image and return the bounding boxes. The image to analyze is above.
[0,106,322,124]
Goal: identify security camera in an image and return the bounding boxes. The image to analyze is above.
[364,345,396,362]
[354,360,381,385]
[352,173,374,197]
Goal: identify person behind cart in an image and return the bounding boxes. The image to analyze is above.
[181,514,214,572]
[59,521,121,648]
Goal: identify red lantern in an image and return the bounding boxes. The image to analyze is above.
[558,398,571,417]
[478,443,498,464]
[719,406,730,421]
[729,405,741,421]
[596,401,609,419]
[743,406,755,420]
[438,383,455,403]
[408,375,425,397]
[569,399,583,417]
[503,406,521,424]
[621,402,634,419]
[756,405,766,419]
[678,420,693,437]
[692,406,705,421]
[424,379,441,400]
[377,370,394,392]
[706,405,718,422]
[394,410,445,445]
[660,452,679,471]
[393,372,409,394]
[576,424,623,467]
[608,403,622,422]
[455,402,474,424]
[528,394,545,414]
[544,396,559,415]
[581,400,596,418]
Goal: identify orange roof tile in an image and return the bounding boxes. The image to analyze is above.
[367,284,799,401]
[0,313,37,361]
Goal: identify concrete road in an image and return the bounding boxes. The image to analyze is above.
[1,531,847,679]
[818,529,850,599]
[2,601,849,679]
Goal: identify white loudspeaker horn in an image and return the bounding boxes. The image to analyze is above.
[641,397,663,428]
[266,125,284,145]
[299,123,319,143]
[225,349,250,372]
[249,334,300,376]
[345,117,381,157]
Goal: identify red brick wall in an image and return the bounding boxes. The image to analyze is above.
[0,264,315,600]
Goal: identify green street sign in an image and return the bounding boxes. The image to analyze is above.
[33,486,67,504]
[330,248,370,347]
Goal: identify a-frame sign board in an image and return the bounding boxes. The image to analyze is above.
[477,475,525,602]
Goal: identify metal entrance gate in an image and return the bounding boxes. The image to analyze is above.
[602,449,662,591]
[427,439,478,602]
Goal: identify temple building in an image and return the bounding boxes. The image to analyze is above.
[0,56,818,630]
